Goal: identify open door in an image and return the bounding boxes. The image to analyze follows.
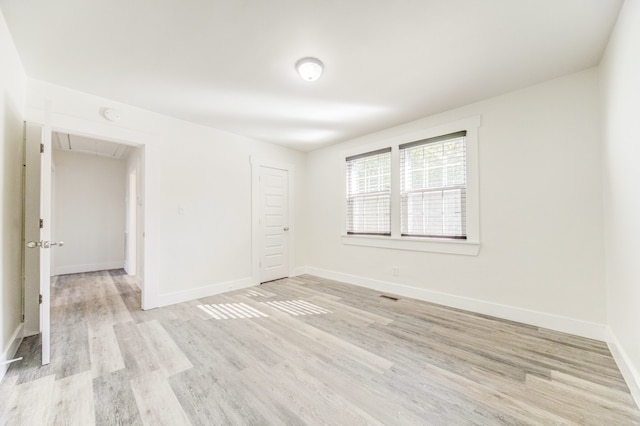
[23,122,59,365]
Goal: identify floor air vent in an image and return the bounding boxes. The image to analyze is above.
[379,295,399,301]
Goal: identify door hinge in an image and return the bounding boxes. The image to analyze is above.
[40,143,44,153]
[40,218,44,228]
[22,314,25,322]
[39,294,43,304]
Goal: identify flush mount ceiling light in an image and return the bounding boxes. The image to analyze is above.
[296,57,323,82]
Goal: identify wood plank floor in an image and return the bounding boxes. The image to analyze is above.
[1,270,639,425]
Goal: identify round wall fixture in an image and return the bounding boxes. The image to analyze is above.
[103,108,121,122]
[296,57,323,82]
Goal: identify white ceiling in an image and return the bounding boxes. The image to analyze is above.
[0,0,622,152]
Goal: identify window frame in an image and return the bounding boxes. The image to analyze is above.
[341,115,480,256]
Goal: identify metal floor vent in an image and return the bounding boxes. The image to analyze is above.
[379,294,399,301]
[261,300,331,316]
[198,303,268,320]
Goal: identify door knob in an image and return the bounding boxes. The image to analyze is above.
[283,227,289,231]
[27,241,64,249]
[42,241,64,249]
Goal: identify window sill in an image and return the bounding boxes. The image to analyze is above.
[341,234,480,256]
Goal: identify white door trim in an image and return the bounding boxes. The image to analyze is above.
[251,157,295,285]
[125,171,137,275]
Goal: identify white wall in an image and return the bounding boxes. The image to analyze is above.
[24,79,307,309]
[52,149,126,275]
[600,0,640,404]
[304,68,606,338]
[0,9,26,377]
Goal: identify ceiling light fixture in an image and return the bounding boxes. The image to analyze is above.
[296,57,323,82]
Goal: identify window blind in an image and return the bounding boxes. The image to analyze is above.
[400,131,467,239]
[346,148,391,235]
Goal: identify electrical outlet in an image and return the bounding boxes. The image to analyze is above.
[392,267,400,277]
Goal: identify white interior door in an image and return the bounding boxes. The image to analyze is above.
[259,166,289,283]
[24,122,56,365]
[23,124,41,339]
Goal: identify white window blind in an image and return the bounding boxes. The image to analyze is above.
[400,131,467,239]
[346,148,391,235]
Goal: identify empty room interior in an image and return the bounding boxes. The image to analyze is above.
[1,0,639,424]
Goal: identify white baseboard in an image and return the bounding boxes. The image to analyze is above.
[54,261,124,276]
[607,329,640,409]
[154,277,255,308]
[1,323,24,381]
[124,263,137,276]
[303,266,608,341]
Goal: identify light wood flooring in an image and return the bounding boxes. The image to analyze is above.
[1,270,639,425]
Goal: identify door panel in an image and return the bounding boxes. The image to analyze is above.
[259,166,289,282]
[23,124,41,337]
[24,122,52,365]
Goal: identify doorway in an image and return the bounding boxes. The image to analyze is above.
[50,132,142,282]
[22,124,146,365]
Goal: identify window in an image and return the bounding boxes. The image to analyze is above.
[346,148,391,235]
[341,115,480,255]
[400,131,467,239]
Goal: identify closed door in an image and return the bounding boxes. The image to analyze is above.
[259,166,289,283]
